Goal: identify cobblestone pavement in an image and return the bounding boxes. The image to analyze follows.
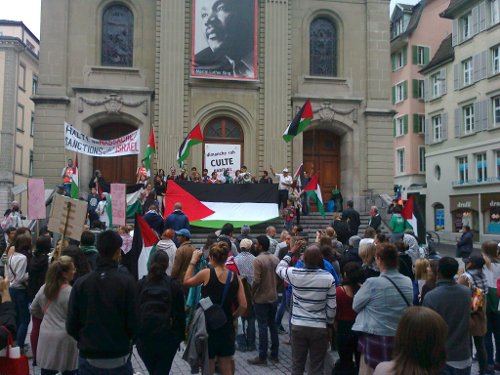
[28,315,482,375]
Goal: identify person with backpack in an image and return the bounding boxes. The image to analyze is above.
[136,251,186,375]
[184,241,247,375]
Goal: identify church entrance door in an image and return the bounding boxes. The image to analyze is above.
[93,123,138,185]
[303,130,340,203]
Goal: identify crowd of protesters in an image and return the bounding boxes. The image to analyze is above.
[0,193,499,375]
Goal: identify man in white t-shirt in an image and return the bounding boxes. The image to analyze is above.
[270,165,292,209]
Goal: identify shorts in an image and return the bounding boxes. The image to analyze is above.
[208,323,235,359]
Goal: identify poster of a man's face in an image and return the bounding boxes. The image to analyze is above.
[192,0,257,80]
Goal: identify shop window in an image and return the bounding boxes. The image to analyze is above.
[485,198,500,234]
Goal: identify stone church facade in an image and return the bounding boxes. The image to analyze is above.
[33,0,393,209]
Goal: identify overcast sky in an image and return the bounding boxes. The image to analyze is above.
[2,0,420,39]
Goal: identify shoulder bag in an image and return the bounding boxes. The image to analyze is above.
[382,275,411,307]
[202,271,233,330]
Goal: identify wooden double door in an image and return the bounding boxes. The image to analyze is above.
[93,123,138,185]
[303,130,340,202]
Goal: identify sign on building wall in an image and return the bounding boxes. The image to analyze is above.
[204,143,241,177]
[64,122,140,157]
[191,0,258,80]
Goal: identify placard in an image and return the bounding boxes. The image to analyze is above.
[28,178,46,220]
[111,183,126,226]
[48,194,88,241]
[64,122,140,157]
[204,143,241,177]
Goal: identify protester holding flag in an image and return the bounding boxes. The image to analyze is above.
[61,158,74,196]
[270,166,292,210]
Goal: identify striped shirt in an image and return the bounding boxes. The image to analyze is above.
[276,254,336,328]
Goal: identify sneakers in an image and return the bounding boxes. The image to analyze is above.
[247,356,267,366]
[277,325,287,334]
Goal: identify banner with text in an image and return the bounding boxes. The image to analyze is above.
[204,143,241,177]
[64,122,140,157]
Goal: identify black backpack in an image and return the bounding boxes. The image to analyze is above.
[138,276,173,338]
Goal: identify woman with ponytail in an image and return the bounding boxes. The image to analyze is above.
[136,251,186,375]
[30,255,78,375]
[185,241,247,375]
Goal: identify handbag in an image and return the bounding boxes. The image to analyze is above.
[203,271,232,330]
[0,326,29,375]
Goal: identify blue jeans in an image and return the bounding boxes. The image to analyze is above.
[64,183,71,196]
[275,292,288,327]
[9,288,29,349]
[254,302,279,359]
[439,365,471,375]
[242,310,256,348]
[485,310,500,366]
[78,356,133,375]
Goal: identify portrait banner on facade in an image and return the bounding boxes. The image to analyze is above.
[204,143,241,177]
[64,122,140,157]
[191,0,258,80]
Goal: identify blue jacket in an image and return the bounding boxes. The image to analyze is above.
[143,211,164,237]
[456,231,473,257]
[352,269,413,336]
[164,210,190,232]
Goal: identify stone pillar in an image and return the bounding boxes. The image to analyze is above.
[0,49,19,212]
[263,0,291,170]
[158,0,187,169]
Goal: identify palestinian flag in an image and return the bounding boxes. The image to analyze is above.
[70,154,79,199]
[177,124,203,166]
[304,175,325,218]
[283,100,313,142]
[294,163,304,188]
[402,194,426,243]
[104,185,144,227]
[164,180,279,229]
[142,128,156,172]
[122,214,159,280]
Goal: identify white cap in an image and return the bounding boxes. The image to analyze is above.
[282,168,289,173]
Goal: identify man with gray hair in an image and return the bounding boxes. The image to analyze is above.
[265,226,278,255]
[368,205,381,232]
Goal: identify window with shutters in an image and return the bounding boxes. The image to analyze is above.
[432,114,442,142]
[457,156,469,184]
[462,58,473,86]
[461,12,472,40]
[431,73,441,98]
[395,116,405,137]
[392,50,405,71]
[395,81,406,103]
[492,45,500,75]
[310,18,337,77]
[397,148,406,174]
[101,4,134,67]
[416,46,429,65]
[493,96,500,127]
[393,18,404,38]
[463,104,475,134]
[476,153,487,182]
[414,114,425,134]
[492,0,500,24]
[417,80,425,99]
[419,146,426,173]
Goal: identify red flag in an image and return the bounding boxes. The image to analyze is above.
[401,195,414,220]
[304,175,319,191]
[164,180,214,221]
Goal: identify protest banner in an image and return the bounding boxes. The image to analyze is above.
[28,178,46,220]
[64,122,140,157]
[111,183,126,226]
[48,194,87,241]
[204,143,241,177]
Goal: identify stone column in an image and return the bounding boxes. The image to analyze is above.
[158,0,187,169]
[263,0,291,170]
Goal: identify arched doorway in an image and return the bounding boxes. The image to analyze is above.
[303,129,340,201]
[203,117,244,173]
[93,123,138,184]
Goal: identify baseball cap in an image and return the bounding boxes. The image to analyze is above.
[239,238,253,250]
[175,229,191,239]
[463,254,485,269]
[282,168,289,173]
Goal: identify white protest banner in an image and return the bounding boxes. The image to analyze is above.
[204,144,241,177]
[111,183,126,226]
[64,122,140,157]
[28,178,46,220]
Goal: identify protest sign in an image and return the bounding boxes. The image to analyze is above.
[28,178,46,220]
[48,194,87,241]
[64,122,140,157]
[111,183,126,226]
[204,144,241,177]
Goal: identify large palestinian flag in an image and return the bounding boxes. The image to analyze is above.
[164,181,279,229]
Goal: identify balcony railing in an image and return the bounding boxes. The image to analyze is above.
[452,177,500,187]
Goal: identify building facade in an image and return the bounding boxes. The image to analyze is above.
[0,21,39,214]
[422,0,500,242]
[33,0,394,210]
[390,0,451,213]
